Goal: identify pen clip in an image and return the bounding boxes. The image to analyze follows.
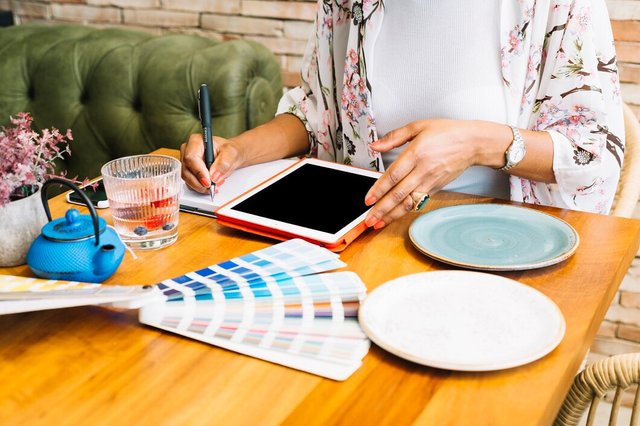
[197,87,203,122]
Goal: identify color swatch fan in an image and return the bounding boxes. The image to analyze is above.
[138,239,370,380]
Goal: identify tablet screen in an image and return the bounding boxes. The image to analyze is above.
[230,163,378,234]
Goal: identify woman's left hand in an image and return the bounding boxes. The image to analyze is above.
[363,119,477,229]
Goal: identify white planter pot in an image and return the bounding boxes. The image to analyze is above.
[0,190,48,267]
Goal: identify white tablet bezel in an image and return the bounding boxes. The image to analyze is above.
[215,158,381,244]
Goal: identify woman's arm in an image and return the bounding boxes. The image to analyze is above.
[465,121,555,183]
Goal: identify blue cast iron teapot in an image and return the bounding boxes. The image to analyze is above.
[26,178,125,283]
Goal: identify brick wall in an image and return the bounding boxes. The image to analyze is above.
[2,0,640,361]
[1,1,638,107]
[612,0,640,119]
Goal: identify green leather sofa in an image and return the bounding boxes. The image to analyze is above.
[0,24,283,180]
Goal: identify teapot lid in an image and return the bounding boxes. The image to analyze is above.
[42,208,106,241]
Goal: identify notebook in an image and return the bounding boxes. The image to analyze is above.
[1,239,370,381]
[180,159,298,217]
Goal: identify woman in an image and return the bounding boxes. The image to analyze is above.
[181,0,624,229]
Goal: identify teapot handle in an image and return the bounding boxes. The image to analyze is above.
[41,178,101,247]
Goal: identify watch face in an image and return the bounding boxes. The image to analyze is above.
[508,142,526,164]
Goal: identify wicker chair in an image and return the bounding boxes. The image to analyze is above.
[611,102,640,218]
[554,353,640,426]
[554,103,640,425]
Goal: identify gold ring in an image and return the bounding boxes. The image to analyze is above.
[412,192,430,212]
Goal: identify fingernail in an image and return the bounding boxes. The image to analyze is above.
[211,171,222,183]
[365,215,378,227]
[199,177,210,187]
[373,220,386,230]
[365,195,377,206]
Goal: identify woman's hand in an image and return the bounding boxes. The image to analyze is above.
[179,114,311,194]
[179,133,246,194]
[363,119,555,228]
[364,119,479,229]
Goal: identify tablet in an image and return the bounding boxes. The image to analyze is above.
[215,158,381,250]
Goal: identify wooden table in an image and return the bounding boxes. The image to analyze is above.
[2,150,640,425]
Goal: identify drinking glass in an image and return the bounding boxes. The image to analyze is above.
[101,155,181,250]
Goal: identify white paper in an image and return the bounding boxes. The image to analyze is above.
[179,159,298,217]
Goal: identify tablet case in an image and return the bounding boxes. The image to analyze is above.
[216,215,369,252]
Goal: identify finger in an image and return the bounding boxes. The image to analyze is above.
[181,145,209,194]
[210,138,242,184]
[365,169,428,227]
[364,155,416,206]
[373,195,416,229]
[370,123,418,152]
[181,133,212,190]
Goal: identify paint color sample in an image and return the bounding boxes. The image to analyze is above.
[0,275,158,314]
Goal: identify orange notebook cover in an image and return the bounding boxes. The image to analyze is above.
[215,158,381,252]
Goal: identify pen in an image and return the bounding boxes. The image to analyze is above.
[198,83,216,203]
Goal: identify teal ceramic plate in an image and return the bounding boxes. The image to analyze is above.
[409,204,579,271]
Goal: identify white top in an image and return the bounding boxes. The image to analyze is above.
[371,0,510,199]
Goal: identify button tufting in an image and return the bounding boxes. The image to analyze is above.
[79,90,89,105]
[132,97,142,112]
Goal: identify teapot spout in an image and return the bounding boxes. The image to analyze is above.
[93,244,118,279]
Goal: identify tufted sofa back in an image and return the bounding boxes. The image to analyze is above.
[0,24,283,180]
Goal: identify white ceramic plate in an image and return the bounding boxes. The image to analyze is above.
[359,271,565,371]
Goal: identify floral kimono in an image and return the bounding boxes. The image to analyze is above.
[277,0,624,214]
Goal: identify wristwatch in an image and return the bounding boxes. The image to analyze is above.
[498,125,526,172]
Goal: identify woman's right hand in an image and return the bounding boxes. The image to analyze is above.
[180,114,311,194]
[179,133,246,194]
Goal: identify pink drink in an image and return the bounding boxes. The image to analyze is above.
[102,155,181,250]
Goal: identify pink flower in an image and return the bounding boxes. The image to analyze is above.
[575,8,591,33]
[569,115,582,124]
[299,99,309,115]
[508,28,521,51]
[565,127,580,140]
[536,112,550,127]
[322,15,333,31]
[341,93,348,110]
[572,104,589,113]
[348,49,358,64]
[0,112,77,206]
